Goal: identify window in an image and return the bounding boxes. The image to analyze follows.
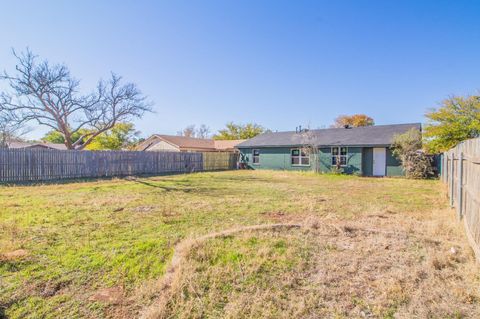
[252,149,260,164]
[331,147,347,166]
[291,149,310,166]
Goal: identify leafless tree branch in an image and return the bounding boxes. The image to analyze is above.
[0,49,152,150]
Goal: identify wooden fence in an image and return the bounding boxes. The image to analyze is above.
[442,138,480,262]
[203,152,238,171]
[0,149,238,183]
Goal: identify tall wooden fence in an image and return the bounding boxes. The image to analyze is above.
[203,152,238,171]
[442,138,480,262]
[0,149,238,183]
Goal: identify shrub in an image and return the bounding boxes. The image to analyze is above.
[392,129,433,179]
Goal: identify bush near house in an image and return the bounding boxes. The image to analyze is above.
[392,128,434,178]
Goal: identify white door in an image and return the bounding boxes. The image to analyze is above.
[373,148,386,176]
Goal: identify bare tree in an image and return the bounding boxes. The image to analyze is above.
[196,124,211,139]
[0,111,28,148]
[177,125,196,138]
[177,124,211,138]
[299,127,320,172]
[0,49,151,150]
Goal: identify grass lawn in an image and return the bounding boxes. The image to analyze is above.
[0,170,479,318]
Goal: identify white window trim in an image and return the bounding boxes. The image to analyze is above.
[252,149,260,165]
[331,147,348,167]
[291,148,311,166]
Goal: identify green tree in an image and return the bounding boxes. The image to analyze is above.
[42,130,86,144]
[424,95,480,153]
[42,123,139,150]
[86,123,140,150]
[213,122,265,140]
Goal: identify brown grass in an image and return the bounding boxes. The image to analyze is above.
[141,208,479,318]
[139,224,302,319]
[1,171,478,318]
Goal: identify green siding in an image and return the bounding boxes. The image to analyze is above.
[240,147,311,171]
[254,147,288,170]
[318,148,332,172]
[362,148,373,176]
[344,147,362,175]
[386,148,404,176]
[239,146,364,174]
[240,146,405,176]
[360,147,404,177]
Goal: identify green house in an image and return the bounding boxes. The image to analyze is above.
[236,123,421,177]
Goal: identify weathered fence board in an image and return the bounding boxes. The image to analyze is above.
[0,149,238,183]
[203,152,238,171]
[442,138,480,262]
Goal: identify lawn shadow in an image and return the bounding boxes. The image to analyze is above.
[0,171,194,187]
[0,305,7,319]
[132,177,249,197]
[132,179,193,192]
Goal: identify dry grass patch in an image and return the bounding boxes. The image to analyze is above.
[155,215,479,318]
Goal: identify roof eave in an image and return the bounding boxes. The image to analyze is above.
[237,143,394,148]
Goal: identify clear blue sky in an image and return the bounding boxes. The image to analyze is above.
[1,1,479,139]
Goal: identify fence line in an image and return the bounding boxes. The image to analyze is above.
[203,152,238,171]
[442,138,480,262]
[0,149,238,183]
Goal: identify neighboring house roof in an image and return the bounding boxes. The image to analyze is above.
[156,135,215,150]
[236,123,421,148]
[7,141,67,150]
[213,139,247,151]
[136,134,245,151]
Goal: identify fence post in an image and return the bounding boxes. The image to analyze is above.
[445,153,448,182]
[450,153,455,208]
[442,153,446,182]
[457,152,464,220]
[443,153,447,182]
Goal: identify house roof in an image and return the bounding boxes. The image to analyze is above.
[213,139,247,151]
[236,123,421,148]
[137,134,245,151]
[155,135,215,150]
[7,141,67,150]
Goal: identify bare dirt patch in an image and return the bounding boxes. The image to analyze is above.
[130,206,157,214]
[89,286,124,305]
[1,249,28,261]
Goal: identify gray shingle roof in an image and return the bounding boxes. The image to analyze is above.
[236,123,421,148]
[7,141,67,150]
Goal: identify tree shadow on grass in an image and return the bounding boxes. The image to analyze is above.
[132,178,242,198]
[0,305,8,319]
[132,179,192,192]
[0,172,192,187]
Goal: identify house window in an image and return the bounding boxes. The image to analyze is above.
[252,149,260,164]
[331,147,347,166]
[291,149,310,166]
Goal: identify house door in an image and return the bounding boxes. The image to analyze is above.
[373,148,386,176]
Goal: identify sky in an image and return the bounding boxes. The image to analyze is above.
[1,0,479,139]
